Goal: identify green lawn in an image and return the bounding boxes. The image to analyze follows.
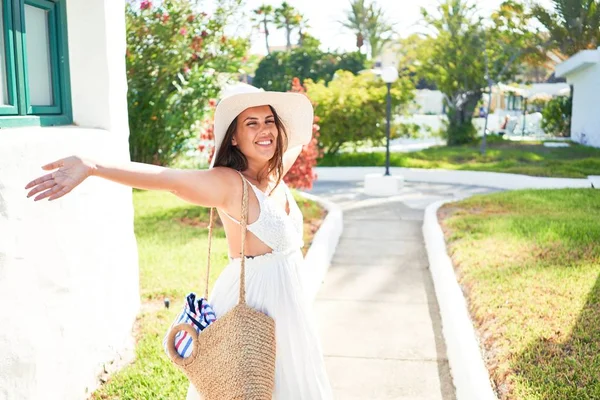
[92,189,325,399]
[439,189,600,399]
[319,138,600,178]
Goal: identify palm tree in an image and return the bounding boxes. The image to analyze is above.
[364,2,394,60]
[339,0,394,59]
[339,0,368,53]
[252,4,274,54]
[274,2,303,50]
[532,0,600,56]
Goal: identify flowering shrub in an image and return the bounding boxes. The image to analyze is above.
[126,0,247,165]
[283,78,322,190]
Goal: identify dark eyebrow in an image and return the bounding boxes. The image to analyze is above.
[244,115,274,122]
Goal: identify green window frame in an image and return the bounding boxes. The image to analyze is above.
[0,0,71,128]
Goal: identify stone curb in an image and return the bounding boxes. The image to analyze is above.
[296,190,344,302]
[422,199,497,400]
[315,166,591,190]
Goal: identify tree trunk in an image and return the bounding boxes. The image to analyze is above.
[263,19,270,54]
[286,25,292,50]
[446,92,481,145]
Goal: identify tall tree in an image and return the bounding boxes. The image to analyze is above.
[416,0,540,145]
[339,0,394,59]
[252,4,274,54]
[274,2,303,50]
[364,2,394,60]
[532,0,600,56]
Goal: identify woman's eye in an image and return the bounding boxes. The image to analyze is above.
[266,120,274,124]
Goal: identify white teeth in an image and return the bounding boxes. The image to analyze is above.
[256,140,272,145]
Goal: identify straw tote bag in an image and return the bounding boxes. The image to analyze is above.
[166,173,277,399]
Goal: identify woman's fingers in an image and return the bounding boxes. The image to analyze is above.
[41,159,65,171]
[24,173,53,190]
[34,184,62,202]
[27,180,55,198]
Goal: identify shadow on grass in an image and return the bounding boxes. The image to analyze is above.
[513,273,600,399]
[134,204,226,240]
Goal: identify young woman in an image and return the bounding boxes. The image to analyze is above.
[25,87,334,399]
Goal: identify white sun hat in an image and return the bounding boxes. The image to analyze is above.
[209,83,314,168]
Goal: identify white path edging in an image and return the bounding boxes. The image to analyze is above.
[423,200,497,400]
[316,166,590,190]
[296,191,343,302]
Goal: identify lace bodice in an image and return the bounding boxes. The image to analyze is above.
[222,179,304,253]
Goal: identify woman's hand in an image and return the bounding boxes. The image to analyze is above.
[25,156,95,201]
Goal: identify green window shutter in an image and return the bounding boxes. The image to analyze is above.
[0,0,18,115]
[0,0,72,127]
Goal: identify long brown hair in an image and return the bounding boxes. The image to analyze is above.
[213,105,289,189]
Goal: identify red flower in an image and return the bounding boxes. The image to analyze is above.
[161,13,169,22]
[208,99,217,107]
[187,15,195,23]
[140,0,152,10]
[201,30,209,38]
[198,144,206,152]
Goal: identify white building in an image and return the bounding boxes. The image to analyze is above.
[0,1,139,399]
[556,46,600,147]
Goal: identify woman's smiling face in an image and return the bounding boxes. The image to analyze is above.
[232,105,278,164]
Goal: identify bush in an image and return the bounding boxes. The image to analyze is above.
[126,0,248,166]
[252,48,366,92]
[541,96,572,137]
[283,78,321,190]
[304,71,415,155]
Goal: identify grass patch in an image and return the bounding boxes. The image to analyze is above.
[319,138,600,178]
[92,189,326,399]
[439,189,600,399]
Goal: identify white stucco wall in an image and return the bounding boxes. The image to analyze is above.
[556,48,600,148]
[0,1,139,399]
[566,63,600,148]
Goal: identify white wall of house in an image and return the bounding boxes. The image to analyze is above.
[0,1,140,399]
[556,47,600,148]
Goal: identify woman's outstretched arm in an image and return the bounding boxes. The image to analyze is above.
[24,156,236,208]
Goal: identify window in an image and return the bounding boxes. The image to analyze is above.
[0,0,71,128]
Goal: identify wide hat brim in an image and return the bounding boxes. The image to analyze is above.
[209,91,314,168]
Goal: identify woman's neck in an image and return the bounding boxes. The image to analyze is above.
[243,162,271,185]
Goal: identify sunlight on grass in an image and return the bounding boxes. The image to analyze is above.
[320,140,600,178]
[439,189,600,399]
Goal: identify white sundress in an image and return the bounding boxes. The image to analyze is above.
[186,179,333,400]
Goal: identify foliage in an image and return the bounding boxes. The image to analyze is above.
[319,138,600,178]
[274,2,303,50]
[126,0,248,166]
[283,78,322,190]
[532,0,600,57]
[305,71,415,155]
[339,0,395,59]
[416,0,542,145]
[253,49,366,92]
[541,95,572,136]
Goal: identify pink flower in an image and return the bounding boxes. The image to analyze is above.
[208,99,217,107]
[161,13,169,22]
[180,27,187,35]
[140,0,152,10]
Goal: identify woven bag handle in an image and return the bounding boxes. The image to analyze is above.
[204,171,249,305]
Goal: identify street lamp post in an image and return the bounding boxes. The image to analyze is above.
[381,67,398,176]
[364,66,404,196]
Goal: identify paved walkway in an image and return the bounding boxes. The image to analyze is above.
[308,181,498,400]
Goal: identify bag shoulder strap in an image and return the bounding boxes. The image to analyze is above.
[204,170,249,305]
